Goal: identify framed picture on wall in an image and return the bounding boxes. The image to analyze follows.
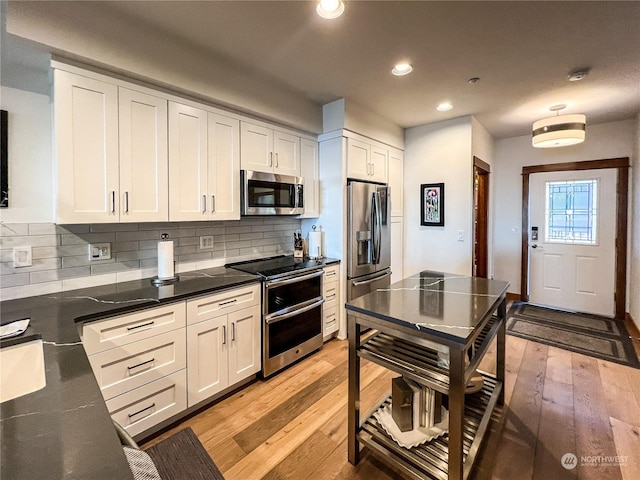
[420,183,444,226]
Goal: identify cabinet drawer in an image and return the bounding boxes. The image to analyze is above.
[324,265,339,283]
[88,329,186,400]
[323,282,339,305]
[323,305,339,336]
[107,369,187,438]
[83,303,186,354]
[187,283,260,325]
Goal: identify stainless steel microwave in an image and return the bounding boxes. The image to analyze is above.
[241,170,304,215]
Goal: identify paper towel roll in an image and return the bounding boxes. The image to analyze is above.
[308,231,323,259]
[157,240,175,279]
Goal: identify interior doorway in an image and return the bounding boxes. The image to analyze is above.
[473,157,490,278]
[521,158,629,319]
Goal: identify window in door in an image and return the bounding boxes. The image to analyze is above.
[545,179,598,244]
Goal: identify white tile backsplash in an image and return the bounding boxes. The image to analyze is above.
[0,218,300,300]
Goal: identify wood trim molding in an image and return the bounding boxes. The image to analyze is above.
[506,292,521,302]
[520,157,629,319]
[473,156,491,173]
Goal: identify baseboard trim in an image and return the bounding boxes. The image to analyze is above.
[506,292,521,302]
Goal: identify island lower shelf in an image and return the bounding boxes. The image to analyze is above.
[358,372,503,480]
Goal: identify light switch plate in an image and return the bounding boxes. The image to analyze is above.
[89,243,111,261]
[13,247,33,267]
[457,230,464,242]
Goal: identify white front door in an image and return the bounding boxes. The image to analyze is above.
[529,169,616,317]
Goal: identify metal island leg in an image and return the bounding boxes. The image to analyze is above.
[347,314,361,465]
[448,343,465,480]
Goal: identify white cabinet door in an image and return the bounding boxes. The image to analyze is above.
[119,88,168,222]
[228,306,261,385]
[391,217,404,284]
[389,148,404,217]
[369,146,388,184]
[273,131,300,176]
[168,102,208,221]
[300,138,319,218]
[240,121,273,172]
[346,138,371,181]
[208,112,240,220]
[54,70,119,223]
[186,315,229,407]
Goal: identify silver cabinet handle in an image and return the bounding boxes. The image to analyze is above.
[222,325,227,345]
[371,163,375,176]
[202,195,207,214]
[275,152,279,167]
[111,191,116,213]
[211,195,216,213]
[124,192,129,213]
[231,322,236,341]
[269,152,273,167]
[219,298,237,307]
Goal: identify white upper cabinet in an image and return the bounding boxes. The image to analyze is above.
[346,138,370,181]
[300,138,319,218]
[240,121,300,176]
[208,112,240,220]
[168,103,240,221]
[118,88,169,222]
[55,70,169,223]
[55,70,120,223]
[168,102,208,221]
[388,148,404,217]
[369,146,389,184]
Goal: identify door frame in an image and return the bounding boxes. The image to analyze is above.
[473,157,490,278]
[521,157,629,319]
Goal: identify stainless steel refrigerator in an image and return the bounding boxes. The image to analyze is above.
[347,180,391,302]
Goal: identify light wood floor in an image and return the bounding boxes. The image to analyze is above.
[143,333,640,480]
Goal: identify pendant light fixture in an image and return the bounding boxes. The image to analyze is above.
[532,104,586,148]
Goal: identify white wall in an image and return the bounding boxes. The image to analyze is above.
[404,116,473,277]
[493,119,637,306]
[6,1,322,134]
[0,86,53,222]
[630,114,640,328]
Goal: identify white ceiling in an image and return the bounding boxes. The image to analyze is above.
[13,1,640,139]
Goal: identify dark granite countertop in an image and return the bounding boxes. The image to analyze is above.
[0,266,260,480]
[345,270,509,344]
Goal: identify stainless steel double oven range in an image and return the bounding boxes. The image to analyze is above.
[229,256,326,377]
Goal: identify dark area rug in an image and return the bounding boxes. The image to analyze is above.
[144,427,225,480]
[506,302,640,368]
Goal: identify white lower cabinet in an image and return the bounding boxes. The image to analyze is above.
[186,285,261,407]
[106,370,187,438]
[323,264,340,337]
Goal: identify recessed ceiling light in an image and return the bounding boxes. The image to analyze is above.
[437,103,453,111]
[391,62,413,76]
[316,0,345,19]
[568,68,590,82]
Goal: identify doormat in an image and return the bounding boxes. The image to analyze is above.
[506,303,640,368]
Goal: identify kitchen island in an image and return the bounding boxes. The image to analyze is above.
[345,270,509,480]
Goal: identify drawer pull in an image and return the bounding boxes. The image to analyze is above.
[231,322,236,342]
[128,402,156,419]
[326,294,336,301]
[219,299,237,307]
[222,325,227,345]
[127,358,155,371]
[127,321,155,332]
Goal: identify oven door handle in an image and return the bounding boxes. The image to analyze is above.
[265,269,324,289]
[265,297,324,325]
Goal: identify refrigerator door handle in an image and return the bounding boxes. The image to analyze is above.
[370,192,378,264]
[373,191,382,264]
[352,270,391,286]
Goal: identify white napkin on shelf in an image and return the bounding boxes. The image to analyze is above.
[0,318,30,339]
[373,403,449,449]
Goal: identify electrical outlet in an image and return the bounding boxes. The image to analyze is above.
[13,247,33,267]
[199,236,214,250]
[89,243,111,261]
